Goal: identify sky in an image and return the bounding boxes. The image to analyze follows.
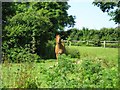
[66,0,117,30]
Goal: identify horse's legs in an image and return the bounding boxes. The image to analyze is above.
[55,53,58,65]
[56,53,58,60]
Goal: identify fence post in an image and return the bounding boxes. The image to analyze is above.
[69,41,71,46]
[87,41,89,45]
[104,41,106,48]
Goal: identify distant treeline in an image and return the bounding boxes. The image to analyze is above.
[60,27,118,41]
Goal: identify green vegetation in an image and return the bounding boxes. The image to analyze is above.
[1,46,118,88]
[93,1,120,24]
[2,2,119,63]
[60,27,118,48]
[1,1,119,89]
[62,27,118,41]
[66,46,118,63]
[2,2,75,60]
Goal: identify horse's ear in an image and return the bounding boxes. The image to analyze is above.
[56,34,58,38]
[56,34,60,37]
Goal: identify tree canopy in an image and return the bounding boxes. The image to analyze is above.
[64,27,118,41]
[2,2,75,59]
[93,0,120,24]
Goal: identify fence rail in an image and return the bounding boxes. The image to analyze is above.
[63,40,118,43]
[62,40,118,48]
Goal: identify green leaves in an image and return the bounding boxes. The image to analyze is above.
[6,47,41,63]
[45,54,80,88]
[4,9,53,55]
[2,53,118,88]
[42,55,118,88]
[3,2,75,60]
[93,1,120,24]
[65,28,118,47]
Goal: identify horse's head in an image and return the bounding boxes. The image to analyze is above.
[56,34,61,44]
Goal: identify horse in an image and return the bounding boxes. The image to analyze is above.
[55,34,65,60]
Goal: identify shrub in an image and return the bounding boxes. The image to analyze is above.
[92,40,101,47]
[44,40,56,59]
[80,58,118,88]
[46,54,80,88]
[105,43,118,48]
[65,47,80,59]
[44,55,118,88]
[3,47,41,63]
[25,80,38,88]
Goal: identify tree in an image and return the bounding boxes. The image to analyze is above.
[2,2,75,59]
[93,0,120,24]
[2,2,75,37]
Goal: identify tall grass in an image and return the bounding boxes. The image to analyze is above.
[1,54,118,88]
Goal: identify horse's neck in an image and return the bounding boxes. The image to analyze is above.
[56,43,61,48]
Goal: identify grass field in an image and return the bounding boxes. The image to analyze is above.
[1,46,118,88]
[67,46,118,64]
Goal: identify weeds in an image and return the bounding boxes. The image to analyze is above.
[1,47,118,88]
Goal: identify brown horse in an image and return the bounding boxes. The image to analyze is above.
[55,34,65,60]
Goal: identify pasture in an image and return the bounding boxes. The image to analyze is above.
[1,46,118,88]
[67,46,118,64]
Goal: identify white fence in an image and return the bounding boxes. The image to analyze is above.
[63,40,118,48]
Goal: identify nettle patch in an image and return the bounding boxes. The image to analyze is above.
[1,54,118,88]
[42,54,118,88]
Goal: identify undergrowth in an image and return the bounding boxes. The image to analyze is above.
[1,54,118,88]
